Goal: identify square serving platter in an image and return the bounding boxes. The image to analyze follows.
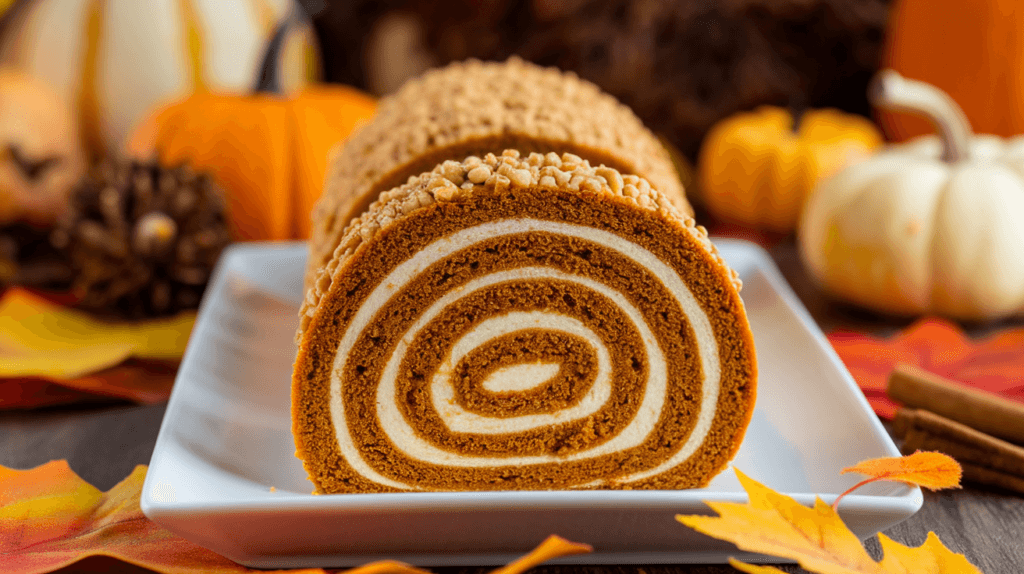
[141,239,921,568]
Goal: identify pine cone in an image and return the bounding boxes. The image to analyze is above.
[51,160,231,319]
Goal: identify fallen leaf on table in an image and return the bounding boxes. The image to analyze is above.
[828,317,1024,419]
[0,378,100,409]
[843,451,963,489]
[0,287,193,380]
[0,460,591,574]
[491,535,593,574]
[0,359,179,409]
[725,559,790,574]
[677,468,982,574]
[833,451,962,510]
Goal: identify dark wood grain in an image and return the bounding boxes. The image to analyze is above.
[0,401,166,491]
[2,239,1022,573]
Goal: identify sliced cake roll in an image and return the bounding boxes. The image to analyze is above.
[305,56,689,294]
[292,151,756,493]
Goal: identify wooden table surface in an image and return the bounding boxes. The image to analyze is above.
[3,240,1023,574]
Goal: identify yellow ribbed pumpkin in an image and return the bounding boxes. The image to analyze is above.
[698,106,882,234]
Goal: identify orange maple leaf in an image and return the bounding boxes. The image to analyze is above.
[828,318,1024,419]
[0,461,591,574]
[677,468,983,574]
[832,451,962,510]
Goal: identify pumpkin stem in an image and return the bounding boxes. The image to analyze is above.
[789,94,807,134]
[869,69,972,163]
[253,0,322,94]
[253,13,294,94]
[790,107,805,134]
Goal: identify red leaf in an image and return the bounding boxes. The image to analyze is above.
[828,318,1024,419]
[0,360,178,410]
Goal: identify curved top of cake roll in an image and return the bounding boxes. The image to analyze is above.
[305,57,691,292]
[299,149,736,339]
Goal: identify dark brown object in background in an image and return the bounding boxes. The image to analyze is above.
[0,221,72,289]
[50,160,231,319]
[888,363,1024,447]
[311,0,891,160]
[894,408,1024,495]
[307,0,406,89]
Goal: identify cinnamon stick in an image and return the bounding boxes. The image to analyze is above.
[959,462,1024,496]
[893,409,1024,478]
[888,364,1024,446]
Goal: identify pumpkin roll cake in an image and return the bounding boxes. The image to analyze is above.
[305,56,689,292]
[292,151,756,493]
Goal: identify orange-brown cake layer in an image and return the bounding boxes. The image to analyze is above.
[292,151,756,494]
[304,57,690,293]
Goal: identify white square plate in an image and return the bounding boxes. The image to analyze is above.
[142,239,921,568]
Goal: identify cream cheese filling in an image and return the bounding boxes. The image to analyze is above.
[481,361,561,393]
[328,219,720,490]
[431,311,613,434]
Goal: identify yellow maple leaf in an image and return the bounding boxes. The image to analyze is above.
[0,288,194,380]
[0,460,591,574]
[677,468,983,574]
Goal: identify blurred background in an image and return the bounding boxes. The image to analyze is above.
[302,0,889,161]
[0,0,1020,327]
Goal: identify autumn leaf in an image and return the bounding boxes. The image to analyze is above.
[832,451,962,510]
[677,468,983,574]
[726,559,788,574]
[0,460,590,574]
[0,359,180,409]
[0,461,319,574]
[0,287,194,380]
[0,287,192,409]
[492,535,593,574]
[828,318,1024,419]
[842,452,963,489]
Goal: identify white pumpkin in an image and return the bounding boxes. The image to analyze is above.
[799,70,1024,321]
[0,0,317,159]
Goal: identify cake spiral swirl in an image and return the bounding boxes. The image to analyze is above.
[292,151,756,493]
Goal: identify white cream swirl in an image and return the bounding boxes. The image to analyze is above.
[430,310,614,434]
[328,219,720,490]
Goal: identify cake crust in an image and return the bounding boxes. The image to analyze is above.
[293,151,756,494]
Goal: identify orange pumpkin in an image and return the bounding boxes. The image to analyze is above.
[880,0,1024,141]
[126,21,376,241]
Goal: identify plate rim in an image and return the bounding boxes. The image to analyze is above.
[141,238,922,562]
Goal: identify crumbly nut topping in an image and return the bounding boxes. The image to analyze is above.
[306,57,690,295]
[298,150,739,339]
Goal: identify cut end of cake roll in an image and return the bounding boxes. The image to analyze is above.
[305,56,690,294]
[293,150,756,494]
